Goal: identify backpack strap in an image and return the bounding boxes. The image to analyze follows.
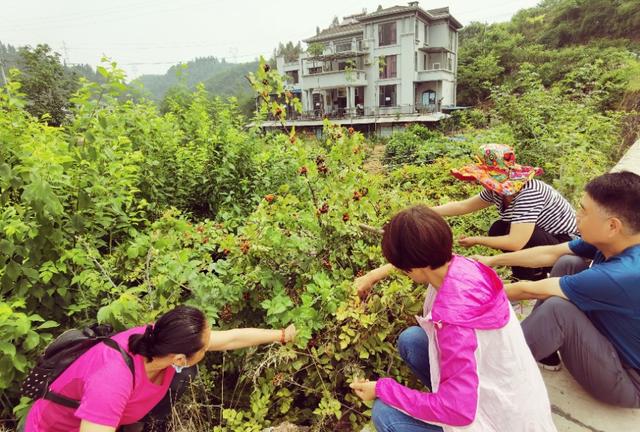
[43,337,136,409]
[103,338,136,387]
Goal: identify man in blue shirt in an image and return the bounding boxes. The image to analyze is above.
[474,171,640,407]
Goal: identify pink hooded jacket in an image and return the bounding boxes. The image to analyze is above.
[375,255,557,432]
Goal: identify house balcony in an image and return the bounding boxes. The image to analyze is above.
[419,44,455,54]
[301,69,367,90]
[307,40,369,61]
[415,69,454,82]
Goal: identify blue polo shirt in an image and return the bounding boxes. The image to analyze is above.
[559,239,640,369]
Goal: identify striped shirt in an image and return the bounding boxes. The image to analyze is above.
[479,179,578,236]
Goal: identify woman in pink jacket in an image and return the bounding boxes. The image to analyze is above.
[351,205,556,432]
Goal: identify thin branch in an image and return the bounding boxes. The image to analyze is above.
[357,223,384,235]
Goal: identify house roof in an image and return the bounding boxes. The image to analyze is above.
[303,23,364,43]
[305,3,462,42]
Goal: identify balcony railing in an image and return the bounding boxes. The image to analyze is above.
[301,69,367,89]
[267,103,442,121]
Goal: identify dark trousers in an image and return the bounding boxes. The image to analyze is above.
[121,366,198,432]
[488,220,571,281]
[522,256,640,407]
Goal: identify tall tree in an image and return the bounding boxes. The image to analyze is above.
[16,44,79,126]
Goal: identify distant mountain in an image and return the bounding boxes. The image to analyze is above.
[132,57,260,104]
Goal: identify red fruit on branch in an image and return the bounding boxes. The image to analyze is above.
[264,194,275,203]
[298,166,308,176]
[342,213,350,222]
[262,64,271,72]
[240,240,251,254]
[222,248,230,256]
[353,191,362,201]
[315,155,325,165]
[322,258,333,270]
[348,127,355,135]
[220,305,233,322]
[318,165,329,175]
[318,202,329,214]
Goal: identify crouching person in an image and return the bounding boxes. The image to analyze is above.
[24,305,296,432]
[350,205,556,431]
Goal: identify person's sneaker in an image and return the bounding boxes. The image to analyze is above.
[538,352,562,371]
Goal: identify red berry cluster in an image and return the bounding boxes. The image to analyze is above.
[316,155,329,175]
[240,240,250,254]
[317,202,329,214]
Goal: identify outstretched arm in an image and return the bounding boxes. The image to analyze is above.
[473,242,574,268]
[207,324,297,351]
[433,195,492,217]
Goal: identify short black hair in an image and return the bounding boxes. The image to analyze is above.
[585,171,640,233]
[381,205,453,271]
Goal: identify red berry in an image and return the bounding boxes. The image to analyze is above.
[342,213,350,222]
[348,127,355,135]
[298,166,308,176]
[240,240,251,254]
[353,191,362,201]
[265,194,275,203]
[318,202,329,214]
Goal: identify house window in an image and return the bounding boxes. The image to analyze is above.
[378,22,397,46]
[423,54,427,70]
[286,70,299,84]
[414,52,417,71]
[379,55,397,79]
[425,24,429,45]
[308,66,322,74]
[379,84,396,107]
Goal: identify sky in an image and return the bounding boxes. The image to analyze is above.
[1,0,541,80]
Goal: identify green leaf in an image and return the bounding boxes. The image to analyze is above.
[12,353,27,372]
[36,320,59,330]
[0,240,14,256]
[126,246,139,259]
[0,341,16,357]
[22,331,40,351]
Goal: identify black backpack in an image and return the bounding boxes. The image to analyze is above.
[21,323,135,409]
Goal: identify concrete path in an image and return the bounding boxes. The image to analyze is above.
[612,139,640,175]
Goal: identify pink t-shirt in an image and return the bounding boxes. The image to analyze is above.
[26,326,176,431]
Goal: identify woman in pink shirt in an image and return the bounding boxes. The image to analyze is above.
[23,305,296,432]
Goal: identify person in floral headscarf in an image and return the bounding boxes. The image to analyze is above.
[355,145,577,296]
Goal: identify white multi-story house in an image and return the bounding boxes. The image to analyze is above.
[275,2,462,132]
